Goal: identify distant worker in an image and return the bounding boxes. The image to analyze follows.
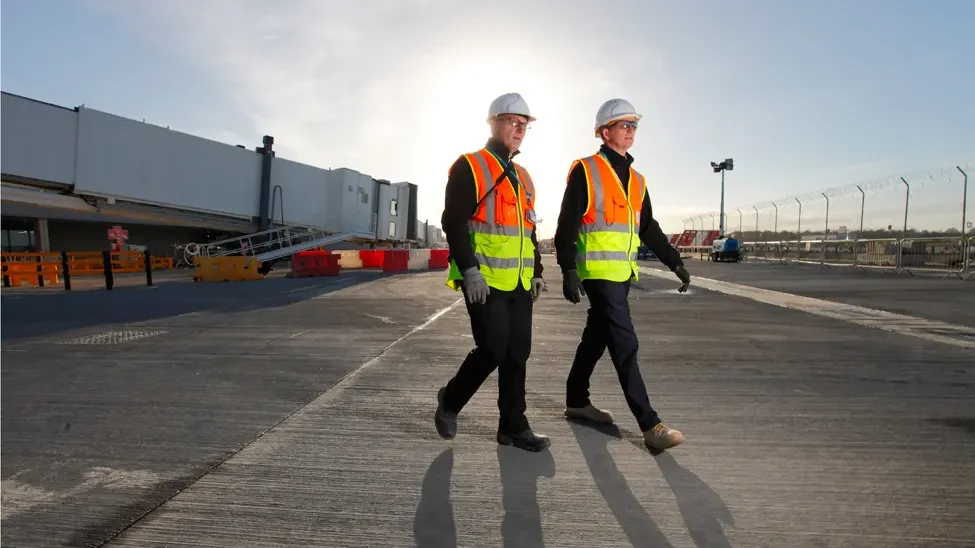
[553,98,691,452]
[434,92,550,452]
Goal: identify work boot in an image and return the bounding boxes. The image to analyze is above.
[643,423,684,451]
[497,429,552,452]
[564,404,615,424]
[434,386,457,439]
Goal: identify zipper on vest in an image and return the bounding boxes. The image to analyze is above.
[598,153,637,275]
[628,176,636,275]
[516,176,525,283]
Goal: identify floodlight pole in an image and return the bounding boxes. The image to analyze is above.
[711,158,733,236]
[719,169,726,236]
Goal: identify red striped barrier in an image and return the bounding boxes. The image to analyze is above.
[428,249,449,270]
[382,250,409,272]
[359,250,385,268]
[291,251,339,277]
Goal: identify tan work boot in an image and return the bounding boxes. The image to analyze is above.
[644,423,684,451]
[564,404,615,424]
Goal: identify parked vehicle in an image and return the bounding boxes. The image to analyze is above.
[710,237,742,262]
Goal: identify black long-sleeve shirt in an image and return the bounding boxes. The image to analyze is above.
[441,138,544,278]
[554,144,683,274]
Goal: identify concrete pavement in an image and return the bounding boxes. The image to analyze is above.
[667,257,974,327]
[2,265,973,547]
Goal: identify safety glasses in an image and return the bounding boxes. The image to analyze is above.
[496,117,532,131]
[612,120,639,131]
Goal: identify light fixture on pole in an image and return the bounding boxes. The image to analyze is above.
[710,158,734,236]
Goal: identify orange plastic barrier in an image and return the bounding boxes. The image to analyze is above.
[2,249,170,290]
[359,250,385,268]
[382,250,409,272]
[291,251,340,278]
[151,257,174,269]
[428,249,450,270]
[67,251,144,275]
[1,253,61,287]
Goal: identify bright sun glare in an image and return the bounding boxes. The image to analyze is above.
[420,52,600,237]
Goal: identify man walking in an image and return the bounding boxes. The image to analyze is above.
[554,98,691,452]
[434,92,550,452]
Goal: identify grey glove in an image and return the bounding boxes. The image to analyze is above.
[462,266,490,304]
[531,278,545,302]
[674,264,691,293]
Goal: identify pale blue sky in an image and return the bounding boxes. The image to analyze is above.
[3,0,973,237]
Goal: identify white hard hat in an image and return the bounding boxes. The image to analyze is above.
[594,98,641,137]
[488,92,536,122]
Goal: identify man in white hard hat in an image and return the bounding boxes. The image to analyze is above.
[434,92,550,452]
[553,98,691,453]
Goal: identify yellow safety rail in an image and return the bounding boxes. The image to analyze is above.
[192,256,265,282]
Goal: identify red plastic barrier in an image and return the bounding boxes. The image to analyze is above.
[359,250,385,268]
[291,251,340,277]
[668,233,681,246]
[702,230,720,246]
[382,249,409,272]
[428,249,450,270]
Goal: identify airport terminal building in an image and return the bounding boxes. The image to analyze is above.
[0,91,443,259]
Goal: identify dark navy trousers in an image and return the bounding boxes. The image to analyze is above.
[565,278,661,431]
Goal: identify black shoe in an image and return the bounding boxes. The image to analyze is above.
[435,386,457,439]
[497,429,551,452]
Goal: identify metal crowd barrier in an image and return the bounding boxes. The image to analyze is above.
[738,237,973,279]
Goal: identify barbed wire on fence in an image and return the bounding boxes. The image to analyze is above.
[683,163,972,226]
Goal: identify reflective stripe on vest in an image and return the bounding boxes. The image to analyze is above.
[575,153,644,282]
[446,148,537,292]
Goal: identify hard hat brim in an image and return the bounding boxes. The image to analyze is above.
[489,113,537,123]
[594,114,642,137]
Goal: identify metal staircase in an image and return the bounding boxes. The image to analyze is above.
[183,226,351,264]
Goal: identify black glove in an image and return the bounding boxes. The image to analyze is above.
[562,270,586,304]
[674,264,691,293]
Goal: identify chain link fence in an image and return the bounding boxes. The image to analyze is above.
[683,164,973,279]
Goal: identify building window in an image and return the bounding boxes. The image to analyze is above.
[389,199,398,216]
[388,221,397,238]
[2,228,35,252]
[359,187,369,204]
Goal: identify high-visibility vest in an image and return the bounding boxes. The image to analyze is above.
[572,152,644,282]
[446,148,537,292]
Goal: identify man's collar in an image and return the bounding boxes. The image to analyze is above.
[599,143,634,166]
[486,138,518,161]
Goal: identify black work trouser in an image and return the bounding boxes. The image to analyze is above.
[565,278,661,432]
[442,284,533,434]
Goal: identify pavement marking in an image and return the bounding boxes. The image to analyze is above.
[2,467,162,521]
[307,297,464,407]
[640,266,975,350]
[285,285,318,294]
[284,277,355,295]
[366,313,397,324]
[310,276,374,299]
[92,296,466,544]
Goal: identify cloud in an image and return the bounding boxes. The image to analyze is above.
[86,0,673,236]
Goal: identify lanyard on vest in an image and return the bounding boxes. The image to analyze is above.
[473,150,533,212]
